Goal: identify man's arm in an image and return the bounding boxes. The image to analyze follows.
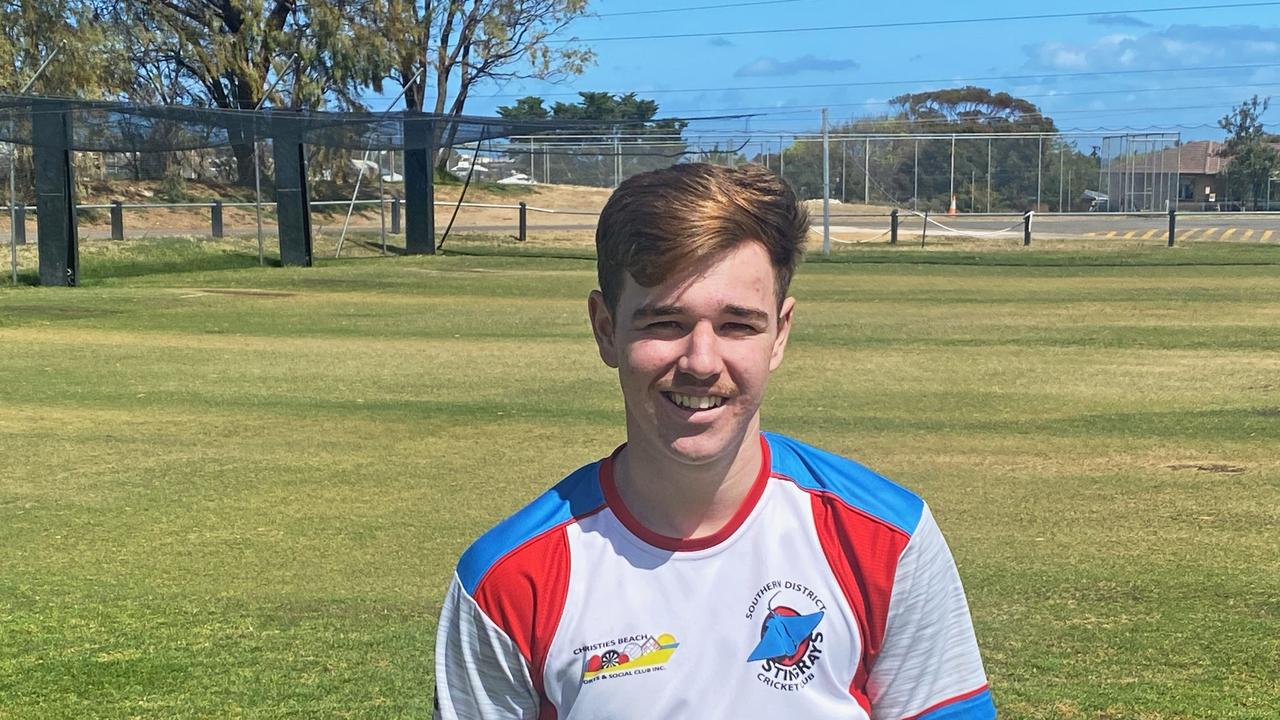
[434,575,540,720]
[867,505,996,720]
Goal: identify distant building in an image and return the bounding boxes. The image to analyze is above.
[1109,140,1280,210]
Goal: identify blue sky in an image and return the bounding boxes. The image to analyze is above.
[420,0,1280,141]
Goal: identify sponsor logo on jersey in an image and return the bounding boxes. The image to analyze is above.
[574,632,680,684]
[745,580,827,692]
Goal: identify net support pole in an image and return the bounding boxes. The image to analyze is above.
[1167,207,1176,247]
[254,141,266,265]
[379,167,387,255]
[8,143,16,285]
[32,99,78,286]
[335,149,371,257]
[890,208,898,245]
[404,118,436,255]
[271,126,313,267]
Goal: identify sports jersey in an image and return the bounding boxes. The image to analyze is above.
[434,432,995,720]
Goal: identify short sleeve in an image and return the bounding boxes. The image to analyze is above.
[867,505,995,720]
[434,575,540,720]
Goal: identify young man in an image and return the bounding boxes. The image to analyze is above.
[434,164,995,719]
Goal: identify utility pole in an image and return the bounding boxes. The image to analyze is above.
[1036,135,1043,210]
[913,139,919,211]
[949,135,956,205]
[1058,145,1064,212]
[986,137,992,213]
[864,136,870,205]
[821,108,830,257]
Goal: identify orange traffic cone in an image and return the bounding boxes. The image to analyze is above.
[948,194,958,216]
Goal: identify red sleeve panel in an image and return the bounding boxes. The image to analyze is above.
[810,492,912,712]
[471,528,572,720]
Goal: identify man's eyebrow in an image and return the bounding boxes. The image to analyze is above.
[632,303,772,323]
[632,303,684,320]
[723,305,771,323]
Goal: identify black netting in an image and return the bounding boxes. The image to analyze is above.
[0,94,719,152]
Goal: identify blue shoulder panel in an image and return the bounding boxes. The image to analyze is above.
[917,688,996,720]
[764,432,924,536]
[457,461,606,595]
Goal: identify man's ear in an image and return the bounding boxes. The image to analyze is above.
[769,296,795,372]
[588,290,619,368]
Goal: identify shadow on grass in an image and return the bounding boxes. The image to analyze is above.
[77,239,278,283]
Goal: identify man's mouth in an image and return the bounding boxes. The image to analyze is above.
[662,391,727,411]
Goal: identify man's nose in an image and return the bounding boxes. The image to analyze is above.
[676,322,723,379]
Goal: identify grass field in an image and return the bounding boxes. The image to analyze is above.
[2,239,1278,718]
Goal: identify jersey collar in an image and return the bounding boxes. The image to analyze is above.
[598,434,772,552]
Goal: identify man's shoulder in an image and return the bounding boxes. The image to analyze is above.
[455,460,607,595]
[765,432,925,537]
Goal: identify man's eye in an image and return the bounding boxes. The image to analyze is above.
[646,321,683,331]
[723,323,760,333]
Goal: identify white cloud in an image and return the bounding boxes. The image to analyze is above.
[734,54,859,78]
[1024,23,1280,73]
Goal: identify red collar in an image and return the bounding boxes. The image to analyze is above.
[599,434,772,552]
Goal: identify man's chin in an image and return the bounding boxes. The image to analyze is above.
[662,432,742,467]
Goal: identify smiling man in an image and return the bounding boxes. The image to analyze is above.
[434,164,995,720]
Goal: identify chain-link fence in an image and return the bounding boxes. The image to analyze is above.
[7,101,1279,286]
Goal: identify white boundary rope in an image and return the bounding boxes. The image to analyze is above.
[905,210,1023,238]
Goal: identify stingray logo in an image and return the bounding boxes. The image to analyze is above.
[745,580,827,692]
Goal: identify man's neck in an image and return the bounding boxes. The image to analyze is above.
[612,422,764,541]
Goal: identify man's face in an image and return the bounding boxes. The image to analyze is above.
[588,241,794,467]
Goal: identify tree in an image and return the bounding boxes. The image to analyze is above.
[112,1,398,183]
[0,1,129,96]
[1218,95,1279,209]
[381,0,593,171]
[763,87,1096,210]
[497,91,685,186]
[889,86,1057,133]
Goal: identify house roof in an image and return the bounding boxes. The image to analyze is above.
[1125,140,1223,174]
[1126,139,1280,175]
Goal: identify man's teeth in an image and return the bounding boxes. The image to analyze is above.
[667,392,725,410]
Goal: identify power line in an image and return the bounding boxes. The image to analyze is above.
[593,0,801,18]
[480,62,1280,99]
[721,103,1236,130]
[656,81,1280,116]
[558,1,1280,42]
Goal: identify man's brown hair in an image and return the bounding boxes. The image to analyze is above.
[595,163,808,312]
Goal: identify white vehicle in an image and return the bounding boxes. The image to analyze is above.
[496,172,536,185]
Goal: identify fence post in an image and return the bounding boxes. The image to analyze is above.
[391,194,401,234]
[1167,207,1176,247]
[110,201,123,240]
[518,201,527,242]
[890,208,898,245]
[13,204,25,245]
[1023,210,1033,246]
[211,200,223,238]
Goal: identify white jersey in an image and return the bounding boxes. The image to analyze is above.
[435,433,995,719]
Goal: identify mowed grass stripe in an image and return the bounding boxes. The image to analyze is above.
[2,241,1279,719]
